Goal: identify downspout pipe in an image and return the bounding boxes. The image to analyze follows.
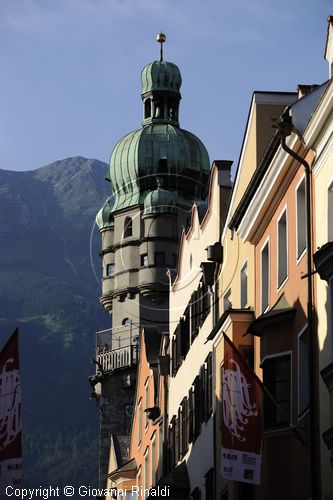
[276,110,320,500]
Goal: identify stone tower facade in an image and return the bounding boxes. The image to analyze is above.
[93,35,210,487]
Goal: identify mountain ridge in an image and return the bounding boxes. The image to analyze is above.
[0,156,111,490]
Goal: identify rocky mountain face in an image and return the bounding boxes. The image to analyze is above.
[0,157,111,490]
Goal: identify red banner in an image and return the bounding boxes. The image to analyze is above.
[221,334,262,484]
[0,328,22,493]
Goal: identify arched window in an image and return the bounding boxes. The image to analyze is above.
[124,217,133,238]
[154,100,164,119]
[144,99,151,119]
[122,318,131,326]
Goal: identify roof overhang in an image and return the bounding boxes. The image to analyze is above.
[246,295,296,337]
[206,308,254,342]
[108,458,137,481]
[147,461,190,499]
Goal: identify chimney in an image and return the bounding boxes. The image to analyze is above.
[325,15,333,78]
[297,84,316,99]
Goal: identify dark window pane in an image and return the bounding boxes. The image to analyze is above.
[124,216,133,238]
[263,354,291,428]
[155,252,165,266]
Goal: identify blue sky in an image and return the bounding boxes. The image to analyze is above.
[0,0,331,172]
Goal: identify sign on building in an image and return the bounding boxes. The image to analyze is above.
[221,334,262,485]
[0,328,22,494]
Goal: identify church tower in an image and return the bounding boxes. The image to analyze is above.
[93,34,210,487]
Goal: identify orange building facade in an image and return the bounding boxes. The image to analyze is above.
[236,141,314,499]
[106,327,166,500]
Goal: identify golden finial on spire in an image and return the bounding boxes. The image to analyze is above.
[156,32,166,62]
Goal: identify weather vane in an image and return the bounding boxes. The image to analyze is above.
[156,32,166,62]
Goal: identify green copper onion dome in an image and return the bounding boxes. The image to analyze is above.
[109,123,209,213]
[141,61,182,95]
[141,32,181,96]
[99,34,210,218]
[96,198,114,229]
[143,178,178,215]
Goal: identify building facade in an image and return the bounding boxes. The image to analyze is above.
[92,19,333,500]
[167,161,232,500]
[213,90,296,500]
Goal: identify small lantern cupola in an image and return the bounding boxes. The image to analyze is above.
[141,33,182,126]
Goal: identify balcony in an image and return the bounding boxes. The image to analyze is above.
[96,324,139,373]
[97,344,138,372]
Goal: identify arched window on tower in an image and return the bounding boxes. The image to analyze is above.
[154,100,164,119]
[124,217,133,238]
[168,102,178,121]
[144,99,151,119]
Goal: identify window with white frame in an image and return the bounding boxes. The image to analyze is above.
[328,180,333,242]
[145,380,149,427]
[240,262,248,308]
[144,448,149,494]
[223,288,231,312]
[263,353,291,429]
[261,241,269,312]
[138,400,142,446]
[298,327,309,416]
[137,468,142,496]
[151,435,156,486]
[278,209,288,288]
[296,178,306,258]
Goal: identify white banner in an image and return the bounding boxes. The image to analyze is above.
[221,447,261,484]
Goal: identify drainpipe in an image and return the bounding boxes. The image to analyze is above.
[275,110,320,500]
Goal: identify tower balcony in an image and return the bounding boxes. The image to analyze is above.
[96,324,139,373]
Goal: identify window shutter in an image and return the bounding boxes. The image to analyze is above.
[188,388,194,444]
[193,376,201,439]
[200,365,206,423]
[202,283,210,322]
[178,406,182,460]
[175,414,180,465]
[171,337,176,376]
[169,418,175,471]
[206,353,213,418]
[190,292,196,340]
[176,324,182,369]
[181,398,188,457]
